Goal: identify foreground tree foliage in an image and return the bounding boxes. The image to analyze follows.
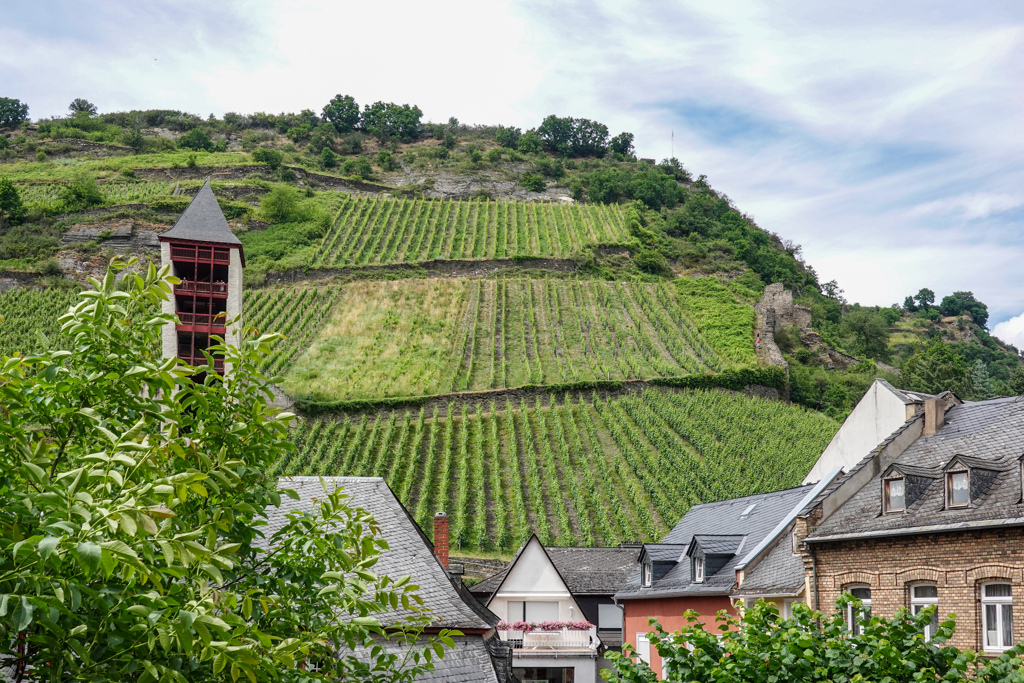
[0,258,452,682]
[604,597,1024,683]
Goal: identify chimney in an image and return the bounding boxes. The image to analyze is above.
[433,512,449,570]
[923,398,945,435]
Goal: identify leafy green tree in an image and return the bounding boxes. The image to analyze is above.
[940,291,989,328]
[1009,366,1024,396]
[517,130,543,154]
[904,295,918,312]
[0,97,29,128]
[360,101,423,143]
[320,145,339,169]
[0,176,26,227]
[0,258,453,681]
[839,308,890,360]
[177,128,214,152]
[251,147,283,170]
[586,168,622,204]
[971,359,995,399]
[603,597,1024,683]
[901,342,971,396]
[495,125,521,149]
[58,172,105,212]
[68,98,97,117]
[537,115,609,157]
[914,287,936,310]
[609,131,635,158]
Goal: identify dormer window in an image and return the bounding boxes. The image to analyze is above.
[884,477,906,513]
[641,561,652,587]
[694,557,705,583]
[947,470,969,508]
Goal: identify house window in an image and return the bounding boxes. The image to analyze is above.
[884,477,906,513]
[845,586,872,635]
[982,583,1013,652]
[635,634,651,664]
[694,557,705,583]
[910,584,939,641]
[598,604,623,631]
[507,601,559,623]
[947,471,970,507]
[641,561,652,587]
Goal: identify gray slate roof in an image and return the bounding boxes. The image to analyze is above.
[732,536,804,597]
[159,179,242,246]
[266,477,495,630]
[471,545,640,598]
[349,635,501,683]
[692,535,745,555]
[616,484,815,600]
[809,397,1024,541]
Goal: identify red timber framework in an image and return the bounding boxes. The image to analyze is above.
[158,180,244,375]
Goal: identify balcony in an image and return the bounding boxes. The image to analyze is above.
[176,312,227,332]
[497,626,598,654]
[175,281,228,297]
[170,245,231,263]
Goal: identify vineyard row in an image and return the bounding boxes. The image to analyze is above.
[273,387,838,551]
[311,196,631,267]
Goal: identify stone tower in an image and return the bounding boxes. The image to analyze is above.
[158,180,243,373]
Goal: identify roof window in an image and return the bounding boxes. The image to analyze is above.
[740,503,757,518]
[884,476,906,513]
[947,470,970,508]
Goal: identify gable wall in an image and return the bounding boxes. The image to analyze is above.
[488,539,584,622]
[803,381,912,484]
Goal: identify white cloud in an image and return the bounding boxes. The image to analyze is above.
[993,313,1024,351]
[909,193,1024,220]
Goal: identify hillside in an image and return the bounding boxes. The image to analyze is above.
[5,97,1012,551]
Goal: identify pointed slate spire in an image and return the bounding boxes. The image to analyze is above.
[159,179,241,246]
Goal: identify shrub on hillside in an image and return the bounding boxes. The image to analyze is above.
[177,127,214,151]
[251,147,283,170]
[517,130,543,154]
[376,149,399,172]
[58,173,104,213]
[260,185,302,223]
[0,177,25,227]
[520,172,545,192]
[609,131,635,158]
[495,125,522,149]
[320,146,339,169]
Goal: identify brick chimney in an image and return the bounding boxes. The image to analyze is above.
[923,398,945,435]
[433,512,449,569]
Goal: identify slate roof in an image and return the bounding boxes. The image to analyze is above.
[348,635,501,683]
[471,544,640,598]
[732,536,804,597]
[264,477,495,630]
[158,179,242,246]
[808,397,1024,542]
[616,484,815,600]
[692,535,745,555]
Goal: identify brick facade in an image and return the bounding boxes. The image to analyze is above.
[804,527,1024,653]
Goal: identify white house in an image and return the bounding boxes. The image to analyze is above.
[803,379,935,484]
[471,536,638,683]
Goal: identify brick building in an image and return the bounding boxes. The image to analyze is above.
[797,393,1024,653]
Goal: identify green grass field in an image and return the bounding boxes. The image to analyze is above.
[311,195,631,266]
[281,277,754,401]
[274,387,838,551]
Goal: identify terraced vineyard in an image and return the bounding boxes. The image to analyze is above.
[283,277,754,401]
[311,196,631,267]
[274,387,838,551]
[246,285,340,376]
[0,287,82,357]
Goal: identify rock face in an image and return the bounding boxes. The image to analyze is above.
[61,220,162,251]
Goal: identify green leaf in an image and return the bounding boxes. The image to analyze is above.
[14,596,34,631]
[77,541,101,574]
[38,535,60,560]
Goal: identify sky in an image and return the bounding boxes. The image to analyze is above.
[4,1,1024,346]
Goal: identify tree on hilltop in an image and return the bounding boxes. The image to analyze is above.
[68,98,97,117]
[901,342,971,396]
[361,101,423,143]
[0,257,452,682]
[0,97,29,128]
